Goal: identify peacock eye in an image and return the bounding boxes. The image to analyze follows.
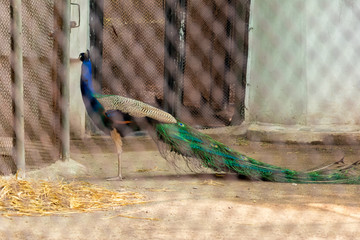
[178,122,184,127]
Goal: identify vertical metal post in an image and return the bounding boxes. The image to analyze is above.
[176,0,187,118]
[10,0,25,176]
[88,0,104,134]
[231,0,251,125]
[223,0,233,109]
[60,0,71,160]
[164,0,187,117]
[164,0,177,116]
[90,0,104,93]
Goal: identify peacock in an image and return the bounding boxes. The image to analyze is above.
[79,51,360,183]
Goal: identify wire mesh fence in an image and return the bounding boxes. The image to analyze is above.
[1,0,360,238]
[0,0,60,175]
[100,0,248,127]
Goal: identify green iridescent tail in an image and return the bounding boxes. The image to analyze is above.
[154,121,360,184]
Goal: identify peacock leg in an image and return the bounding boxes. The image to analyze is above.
[107,128,123,181]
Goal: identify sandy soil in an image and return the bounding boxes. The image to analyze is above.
[1,134,360,239]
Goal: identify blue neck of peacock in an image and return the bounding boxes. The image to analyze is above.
[80,59,107,117]
[80,59,95,95]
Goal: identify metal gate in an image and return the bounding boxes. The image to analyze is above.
[0,0,60,174]
[95,0,250,128]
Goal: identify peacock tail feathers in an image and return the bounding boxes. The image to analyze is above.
[95,94,177,124]
[154,121,360,184]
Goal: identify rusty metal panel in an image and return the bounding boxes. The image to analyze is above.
[0,0,60,174]
[102,0,165,105]
[101,0,248,127]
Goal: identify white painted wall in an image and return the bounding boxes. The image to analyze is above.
[246,0,360,127]
[305,0,360,125]
[69,0,90,138]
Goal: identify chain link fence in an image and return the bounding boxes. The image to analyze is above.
[0,0,60,175]
[100,0,248,127]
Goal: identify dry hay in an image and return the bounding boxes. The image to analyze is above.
[0,177,146,216]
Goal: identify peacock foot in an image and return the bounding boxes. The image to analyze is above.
[106,176,124,181]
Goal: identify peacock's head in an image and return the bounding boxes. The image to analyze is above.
[79,50,90,62]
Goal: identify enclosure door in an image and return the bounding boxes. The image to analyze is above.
[0,1,60,174]
[98,0,250,127]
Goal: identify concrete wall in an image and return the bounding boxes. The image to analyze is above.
[69,0,90,138]
[305,0,360,125]
[246,0,360,127]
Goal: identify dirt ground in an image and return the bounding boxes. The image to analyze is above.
[1,132,360,239]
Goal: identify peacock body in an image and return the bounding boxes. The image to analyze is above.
[79,51,360,184]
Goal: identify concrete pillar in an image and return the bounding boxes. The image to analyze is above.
[69,0,90,139]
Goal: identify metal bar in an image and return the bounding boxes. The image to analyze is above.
[164,0,177,116]
[208,0,216,107]
[164,0,187,118]
[70,3,81,28]
[51,3,61,158]
[223,0,233,109]
[231,0,251,125]
[10,0,25,176]
[60,0,71,160]
[90,0,104,93]
[175,0,187,118]
[87,0,104,135]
